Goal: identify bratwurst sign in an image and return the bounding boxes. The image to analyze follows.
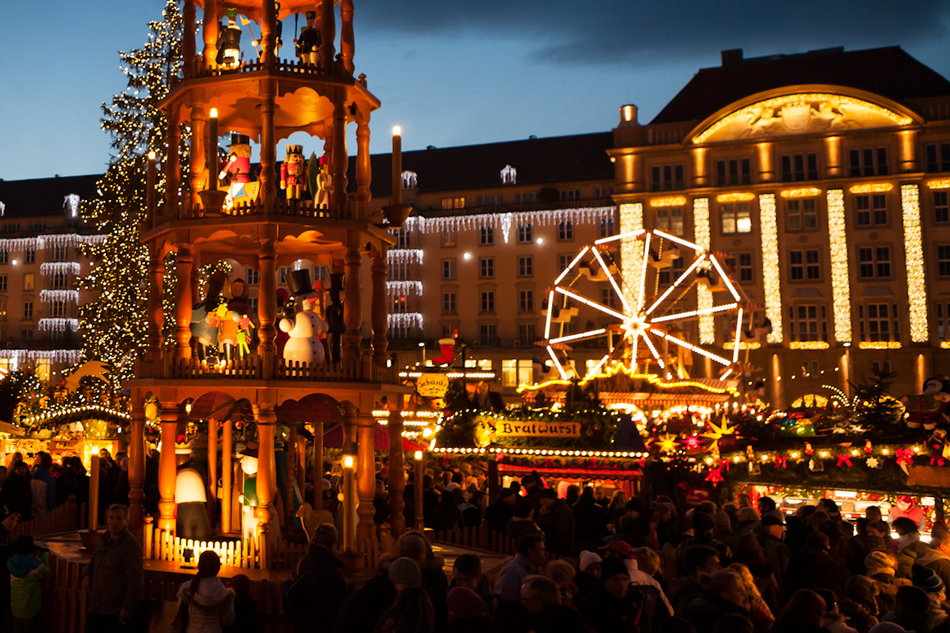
[494,420,581,438]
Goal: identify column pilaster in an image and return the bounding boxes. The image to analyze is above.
[147,247,165,364]
[202,0,219,68]
[356,413,376,547]
[183,0,196,77]
[260,79,277,214]
[174,244,194,362]
[158,401,180,533]
[190,102,207,210]
[387,401,406,535]
[331,98,349,217]
[255,404,277,539]
[343,240,362,362]
[164,108,181,218]
[258,235,278,377]
[319,0,336,70]
[371,246,388,366]
[340,0,355,75]
[356,115,372,219]
[128,397,146,536]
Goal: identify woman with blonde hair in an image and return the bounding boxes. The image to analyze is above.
[728,563,774,633]
[607,490,627,529]
[542,560,577,605]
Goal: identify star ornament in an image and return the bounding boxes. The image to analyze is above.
[702,419,736,441]
[658,432,681,454]
[866,457,880,469]
[683,435,703,450]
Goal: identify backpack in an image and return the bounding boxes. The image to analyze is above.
[281,565,314,618]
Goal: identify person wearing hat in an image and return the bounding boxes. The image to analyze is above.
[579,557,641,633]
[288,523,345,633]
[295,10,322,65]
[599,540,674,619]
[894,516,930,579]
[389,557,423,593]
[537,488,575,558]
[758,513,792,601]
[909,564,949,627]
[238,445,260,541]
[675,510,733,567]
[918,528,950,592]
[575,550,602,603]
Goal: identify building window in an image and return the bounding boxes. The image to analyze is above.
[441,259,456,280]
[780,153,818,182]
[502,359,533,387]
[28,223,46,232]
[52,245,68,262]
[935,191,949,224]
[658,258,685,285]
[23,274,34,291]
[313,266,328,283]
[22,329,32,340]
[558,254,572,271]
[855,194,888,227]
[515,192,537,204]
[939,245,950,277]
[278,267,289,284]
[601,287,617,308]
[560,190,581,201]
[50,300,66,318]
[442,292,457,315]
[480,226,494,245]
[518,323,536,346]
[936,303,950,342]
[849,148,889,177]
[721,202,752,234]
[389,261,409,281]
[598,217,614,238]
[716,159,751,186]
[476,195,503,207]
[789,250,820,281]
[2,224,19,233]
[51,272,67,289]
[24,249,35,265]
[651,164,685,191]
[391,228,411,248]
[479,257,494,278]
[859,303,898,342]
[22,302,32,320]
[594,187,614,198]
[479,324,496,346]
[390,323,410,339]
[517,224,532,244]
[0,276,6,292]
[245,268,260,285]
[725,252,754,284]
[788,304,827,342]
[926,143,950,173]
[0,250,8,265]
[558,221,574,242]
[519,290,534,313]
[391,295,409,313]
[248,297,258,314]
[858,246,891,279]
[518,256,533,277]
[441,227,457,247]
[480,291,495,314]
[441,197,465,209]
[0,299,6,320]
[656,207,685,235]
[786,198,818,231]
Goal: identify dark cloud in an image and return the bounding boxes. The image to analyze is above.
[358,0,950,67]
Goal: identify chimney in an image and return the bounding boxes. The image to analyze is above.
[721,49,743,67]
[619,104,639,127]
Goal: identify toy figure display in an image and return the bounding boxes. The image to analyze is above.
[279,270,328,365]
[219,134,254,207]
[216,8,243,68]
[273,2,283,53]
[220,278,252,360]
[275,288,292,357]
[314,156,330,209]
[904,376,950,430]
[190,271,227,360]
[176,467,212,540]
[294,11,321,65]
[280,145,307,200]
[325,269,345,363]
[238,447,259,541]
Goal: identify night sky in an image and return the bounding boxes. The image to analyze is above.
[2,0,949,181]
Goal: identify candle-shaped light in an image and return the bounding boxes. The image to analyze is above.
[146,151,157,220]
[209,108,219,189]
[392,125,402,206]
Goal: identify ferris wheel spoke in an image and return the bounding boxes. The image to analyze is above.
[655,331,732,366]
[637,233,652,312]
[554,247,590,285]
[549,328,607,345]
[588,354,610,377]
[543,290,556,339]
[652,230,704,252]
[709,254,742,302]
[595,229,644,245]
[651,302,739,323]
[554,287,625,320]
[640,331,666,369]
[592,248,631,313]
[732,308,744,363]
[646,254,707,316]
[546,346,567,380]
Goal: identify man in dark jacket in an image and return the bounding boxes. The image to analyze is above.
[669,545,721,618]
[485,488,517,534]
[537,489,575,557]
[82,504,144,633]
[293,523,347,633]
[784,531,849,600]
[579,556,643,633]
[573,487,608,553]
[757,514,791,602]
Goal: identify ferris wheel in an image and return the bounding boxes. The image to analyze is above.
[541,229,756,382]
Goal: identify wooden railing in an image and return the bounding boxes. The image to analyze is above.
[12,497,84,538]
[160,353,400,384]
[189,196,348,220]
[430,523,518,556]
[172,354,262,379]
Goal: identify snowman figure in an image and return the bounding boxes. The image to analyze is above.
[279,269,328,365]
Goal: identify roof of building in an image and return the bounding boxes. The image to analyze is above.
[651,46,950,125]
[349,132,614,197]
[0,175,100,219]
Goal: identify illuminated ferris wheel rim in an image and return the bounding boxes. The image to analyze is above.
[542,228,748,382]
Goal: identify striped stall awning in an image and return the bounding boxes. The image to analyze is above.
[498,463,642,481]
[596,392,732,407]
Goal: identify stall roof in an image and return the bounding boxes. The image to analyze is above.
[323,423,424,452]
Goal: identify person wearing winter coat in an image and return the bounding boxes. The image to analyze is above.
[83,504,145,631]
[7,535,50,632]
[29,452,55,518]
[292,523,347,633]
[176,550,235,633]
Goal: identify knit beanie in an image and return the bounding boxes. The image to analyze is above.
[865,550,896,571]
[600,557,629,582]
[912,564,945,593]
[446,587,484,620]
[388,557,422,588]
[579,550,602,572]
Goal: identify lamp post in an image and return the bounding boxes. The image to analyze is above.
[414,450,424,531]
[341,441,357,553]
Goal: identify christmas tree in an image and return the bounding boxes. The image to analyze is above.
[77,1,187,383]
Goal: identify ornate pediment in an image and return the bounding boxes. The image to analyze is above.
[692,92,914,144]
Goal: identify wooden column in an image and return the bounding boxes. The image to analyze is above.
[158,401,180,533]
[147,247,164,363]
[356,413,376,547]
[331,98,348,217]
[258,235,278,377]
[221,419,233,534]
[414,454,424,531]
[260,0,277,68]
[312,421,323,509]
[174,244,194,361]
[255,404,278,543]
[340,0,355,75]
[371,246,388,366]
[190,102,208,210]
[319,0,336,70]
[342,240,362,362]
[355,115,372,219]
[128,398,146,537]
[296,429,306,502]
[286,425,297,528]
[190,251,201,313]
[164,107,181,218]
[341,402,358,552]
[207,418,218,530]
[260,79,277,214]
[202,0,219,68]
[387,401,406,536]
[183,0,196,77]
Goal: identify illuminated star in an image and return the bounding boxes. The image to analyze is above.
[866,457,880,469]
[657,433,680,454]
[683,435,703,449]
[701,419,736,441]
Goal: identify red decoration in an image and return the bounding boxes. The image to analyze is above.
[805,442,814,456]
[683,435,703,449]
[775,456,787,469]
[896,448,915,466]
[930,454,946,467]
[705,466,724,487]
[864,439,873,454]
[836,454,853,467]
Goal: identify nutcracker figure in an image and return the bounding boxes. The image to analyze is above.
[280,145,307,200]
[220,134,252,206]
[295,11,321,65]
[216,8,243,68]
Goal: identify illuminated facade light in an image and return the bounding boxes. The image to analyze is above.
[715,192,755,203]
[619,204,644,300]
[901,184,929,343]
[649,196,688,208]
[758,193,783,343]
[849,183,894,194]
[858,341,902,350]
[722,341,761,350]
[780,187,823,198]
[692,198,715,344]
[927,179,950,190]
[789,341,830,350]
[826,189,852,344]
[942,341,950,349]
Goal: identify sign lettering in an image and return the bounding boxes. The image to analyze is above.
[494,421,581,438]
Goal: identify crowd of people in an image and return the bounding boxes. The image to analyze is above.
[304,470,950,633]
